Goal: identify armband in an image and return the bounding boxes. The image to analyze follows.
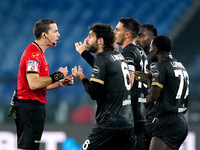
[50,71,64,83]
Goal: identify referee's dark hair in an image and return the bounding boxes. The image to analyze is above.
[33,19,57,40]
[153,35,173,52]
[89,23,115,50]
[141,24,158,36]
[119,18,141,38]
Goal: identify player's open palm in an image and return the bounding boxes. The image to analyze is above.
[72,66,85,80]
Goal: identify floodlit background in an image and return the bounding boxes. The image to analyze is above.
[0,0,200,149]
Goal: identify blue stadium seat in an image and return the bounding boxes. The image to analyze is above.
[0,0,193,104]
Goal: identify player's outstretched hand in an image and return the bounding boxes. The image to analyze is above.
[72,66,86,80]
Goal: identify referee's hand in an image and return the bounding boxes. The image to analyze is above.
[62,74,74,86]
[58,66,68,77]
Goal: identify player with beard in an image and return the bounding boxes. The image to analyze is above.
[75,18,148,150]
[72,23,135,150]
[136,24,158,71]
[134,24,158,149]
[136,24,158,58]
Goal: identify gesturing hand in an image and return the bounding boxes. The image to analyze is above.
[58,66,68,77]
[72,66,86,80]
[61,74,74,86]
[75,40,87,55]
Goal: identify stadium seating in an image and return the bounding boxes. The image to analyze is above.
[0,0,193,105]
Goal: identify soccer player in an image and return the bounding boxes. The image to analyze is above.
[75,18,148,149]
[15,19,73,150]
[138,35,189,150]
[72,23,135,150]
[133,24,158,150]
[136,24,158,58]
[115,18,148,150]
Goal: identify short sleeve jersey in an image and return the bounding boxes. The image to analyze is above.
[122,44,148,122]
[90,49,134,129]
[147,56,189,118]
[17,42,49,104]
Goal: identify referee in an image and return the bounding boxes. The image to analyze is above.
[15,19,73,150]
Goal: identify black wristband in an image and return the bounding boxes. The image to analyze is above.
[50,71,64,83]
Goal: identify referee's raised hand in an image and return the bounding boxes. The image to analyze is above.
[58,66,68,77]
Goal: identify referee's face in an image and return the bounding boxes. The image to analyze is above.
[46,23,60,47]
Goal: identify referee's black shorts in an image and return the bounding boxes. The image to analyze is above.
[81,125,136,150]
[14,99,46,149]
[145,113,188,149]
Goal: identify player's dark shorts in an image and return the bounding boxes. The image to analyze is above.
[134,122,147,150]
[145,113,188,149]
[14,99,46,149]
[81,125,136,150]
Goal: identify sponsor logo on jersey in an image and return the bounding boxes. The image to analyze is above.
[27,60,39,72]
[138,97,146,103]
[122,100,131,106]
[152,70,159,78]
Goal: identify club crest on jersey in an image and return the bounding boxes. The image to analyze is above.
[27,60,39,72]
[93,66,100,73]
[151,70,159,81]
[31,52,39,59]
[150,62,157,70]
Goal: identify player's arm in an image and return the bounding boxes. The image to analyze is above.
[72,66,103,100]
[128,63,136,88]
[81,50,94,67]
[82,79,103,100]
[123,56,136,88]
[146,83,162,104]
[129,71,135,88]
[75,40,94,67]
